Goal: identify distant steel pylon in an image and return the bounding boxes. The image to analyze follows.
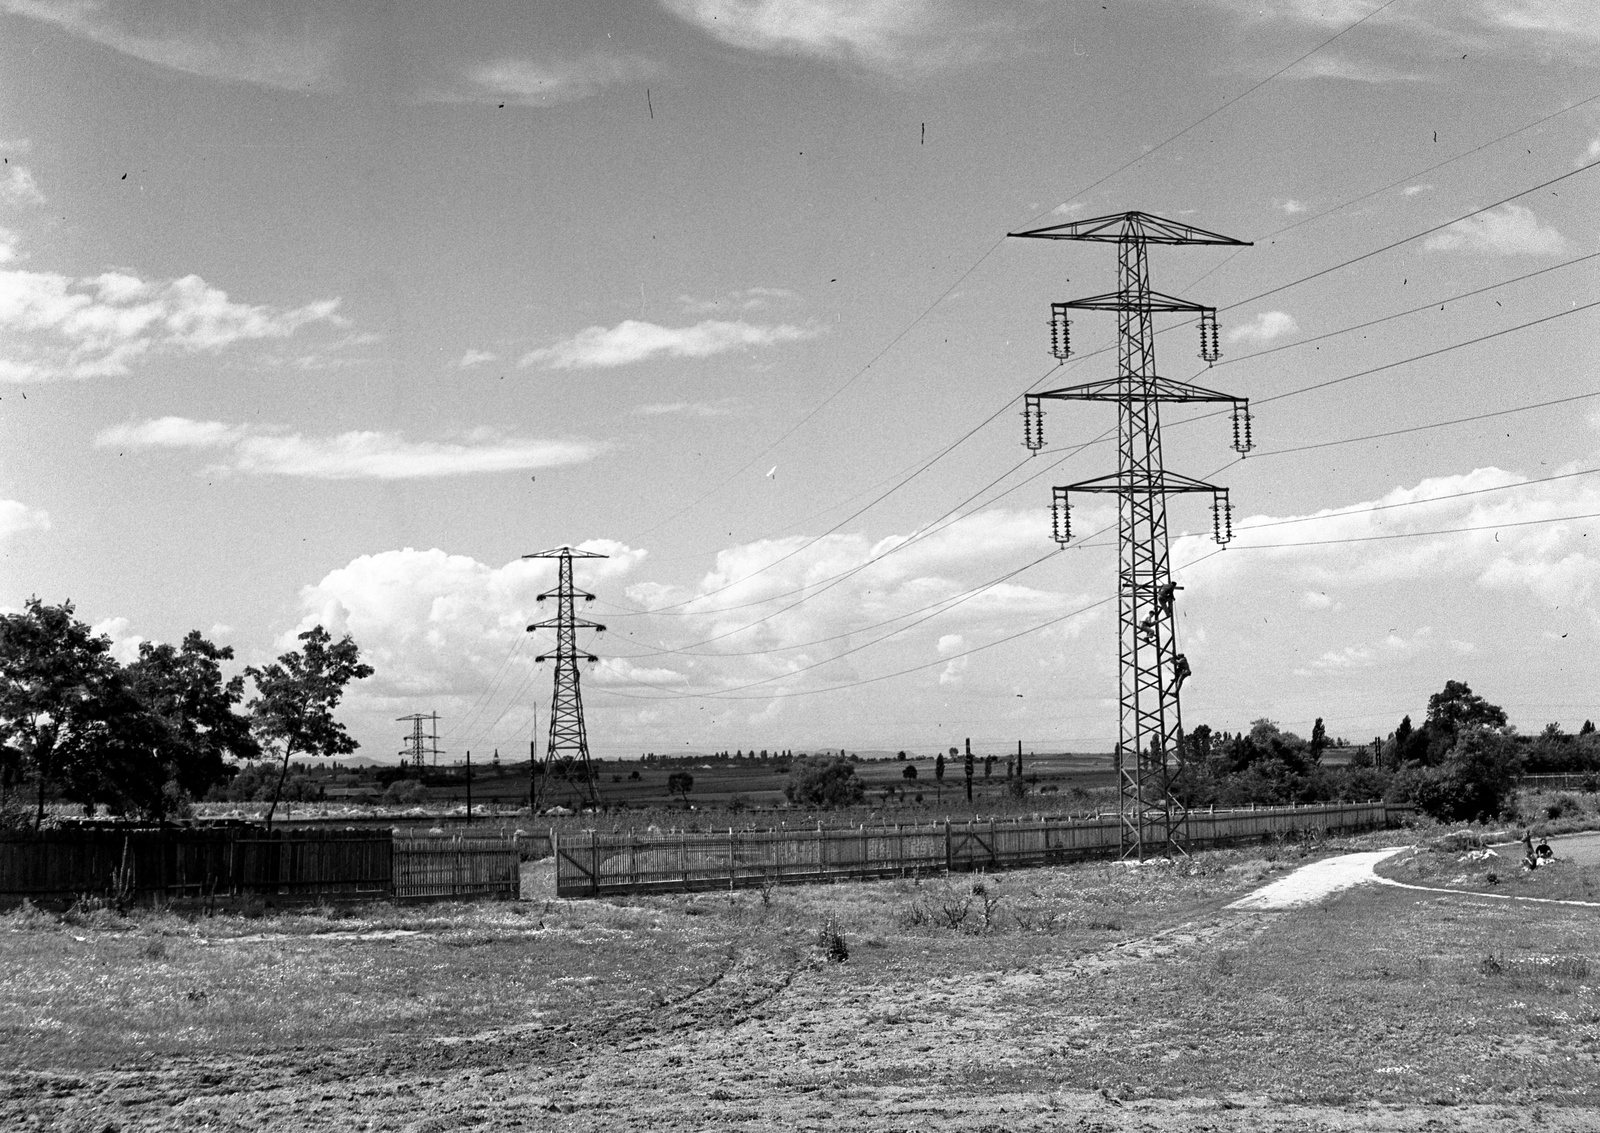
[396,712,442,769]
[1010,210,1254,860]
[525,544,607,810]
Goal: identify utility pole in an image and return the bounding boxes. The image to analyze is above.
[526,545,607,811]
[1009,210,1254,860]
[397,712,442,770]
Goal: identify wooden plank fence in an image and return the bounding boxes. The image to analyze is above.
[0,828,518,905]
[554,802,1396,897]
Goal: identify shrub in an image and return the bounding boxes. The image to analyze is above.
[784,758,865,808]
[382,779,426,806]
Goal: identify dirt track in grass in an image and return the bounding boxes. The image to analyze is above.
[5,840,1599,1131]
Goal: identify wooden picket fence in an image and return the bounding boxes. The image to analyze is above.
[0,827,519,905]
[392,835,522,900]
[554,802,1397,897]
[1519,772,1600,793]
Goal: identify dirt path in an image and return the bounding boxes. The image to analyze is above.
[1223,847,1407,911]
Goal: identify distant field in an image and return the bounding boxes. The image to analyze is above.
[4,828,1598,1131]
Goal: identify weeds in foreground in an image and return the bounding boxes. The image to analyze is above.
[815,915,848,962]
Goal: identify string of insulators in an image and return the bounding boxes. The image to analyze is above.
[1023,397,1044,452]
[1198,309,1221,365]
[1049,304,1072,360]
[1051,487,1072,547]
[1231,404,1253,454]
[1211,493,1234,546]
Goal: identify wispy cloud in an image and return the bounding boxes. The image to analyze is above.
[633,399,740,417]
[677,287,801,315]
[1401,183,1433,197]
[1283,53,1426,83]
[660,0,1011,76]
[457,349,498,368]
[0,268,343,381]
[520,318,818,370]
[0,0,341,89]
[94,417,602,480]
[423,53,659,107]
[1423,204,1568,256]
[1226,310,1298,346]
[1273,198,1307,215]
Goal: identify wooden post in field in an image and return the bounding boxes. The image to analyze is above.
[466,749,473,825]
[944,818,952,875]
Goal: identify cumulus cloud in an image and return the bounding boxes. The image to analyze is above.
[660,0,1012,76]
[290,545,651,749]
[0,226,19,265]
[423,53,659,107]
[0,498,49,540]
[1423,204,1568,256]
[94,417,602,479]
[90,615,145,665]
[1226,310,1298,346]
[520,318,818,369]
[0,0,341,89]
[0,267,343,381]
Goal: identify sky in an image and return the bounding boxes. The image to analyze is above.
[1,0,1597,763]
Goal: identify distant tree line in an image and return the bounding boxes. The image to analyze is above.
[1180,679,1537,823]
[0,598,370,829]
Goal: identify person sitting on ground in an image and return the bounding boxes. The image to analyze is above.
[1536,838,1553,861]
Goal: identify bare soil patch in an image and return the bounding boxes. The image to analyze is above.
[4,836,1598,1131]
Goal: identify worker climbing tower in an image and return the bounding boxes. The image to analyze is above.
[1010,211,1254,859]
[525,544,607,810]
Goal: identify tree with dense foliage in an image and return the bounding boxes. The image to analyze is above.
[0,599,135,825]
[901,762,918,780]
[783,757,865,808]
[667,770,694,801]
[126,632,258,802]
[244,625,372,829]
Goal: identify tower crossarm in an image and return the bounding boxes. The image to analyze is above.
[537,587,596,602]
[1032,375,1246,405]
[1056,289,1214,314]
[527,617,607,632]
[1062,470,1228,496]
[1007,209,1252,246]
[522,545,609,560]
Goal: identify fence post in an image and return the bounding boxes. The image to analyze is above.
[591,830,600,897]
[944,819,952,874]
[730,827,736,892]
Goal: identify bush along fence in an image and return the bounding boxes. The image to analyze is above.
[554,801,1398,897]
[0,827,520,906]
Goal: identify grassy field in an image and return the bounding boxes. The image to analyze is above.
[4,830,1598,1131]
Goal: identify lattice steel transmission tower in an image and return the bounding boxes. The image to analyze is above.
[1010,211,1254,859]
[397,712,442,769]
[525,545,607,810]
